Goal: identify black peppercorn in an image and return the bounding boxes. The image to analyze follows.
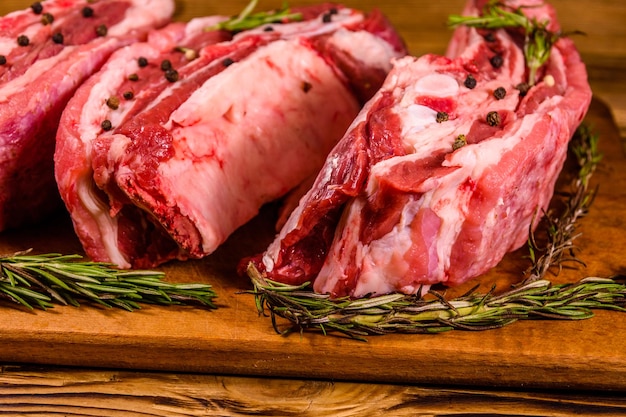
[52,32,64,44]
[322,13,333,23]
[493,87,506,100]
[31,2,43,14]
[165,69,179,82]
[101,120,113,131]
[486,111,500,127]
[515,82,530,97]
[17,35,30,47]
[490,55,503,69]
[263,26,274,32]
[123,91,134,100]
[436,111,449,123]
[137,57,148,67]
[82,6,94,17]
[160,59,172,71]
[464,74,477,89]
[222,58,234,67]
[0,55,6,65]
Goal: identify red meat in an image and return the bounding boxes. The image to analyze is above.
[55,5,408,268]
[253,0,592,297]
[0,0,174,230]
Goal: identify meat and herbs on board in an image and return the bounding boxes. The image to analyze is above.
[248,0,593,298]
[0,0,174,231]
[0,0,593,303]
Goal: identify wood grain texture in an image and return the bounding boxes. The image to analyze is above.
[1,365,626,416]
[0,0,624,414]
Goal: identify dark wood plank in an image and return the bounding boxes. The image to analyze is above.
[1,365,626,416]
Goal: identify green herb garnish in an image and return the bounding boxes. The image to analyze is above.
[0,252,216,311]
[207,0,302,33]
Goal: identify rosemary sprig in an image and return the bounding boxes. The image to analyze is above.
[206,0,302,33]
[0,252,217,311]
[447,0,561,85]
[249,270,626,340]
[248,125,608,340]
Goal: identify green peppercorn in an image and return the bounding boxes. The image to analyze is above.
[106,96,120,110]
[95,24,108,37]
[41,12,54,25]
[436,111,449,123]
[453,134,467,151]
[128,73,139,81]
[486,111,500,127]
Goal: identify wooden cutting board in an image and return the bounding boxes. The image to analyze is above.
[0,97,623,392]
[1,0,626,393]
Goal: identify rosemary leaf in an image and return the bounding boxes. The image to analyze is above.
[0,252,217,311]
[206,0,303,33]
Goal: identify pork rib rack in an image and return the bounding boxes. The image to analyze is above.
[252,0,593,298]
[55,5,407,268]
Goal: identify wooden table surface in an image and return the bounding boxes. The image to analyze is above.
[1,0,626,415]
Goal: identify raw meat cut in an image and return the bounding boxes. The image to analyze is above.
[251,0,592,298]
[0,0,174,231]
[55,5,407,268]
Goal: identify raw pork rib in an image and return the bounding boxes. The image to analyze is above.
[0,0,174,230]
[55,5,407,268]
[253,0,593,298]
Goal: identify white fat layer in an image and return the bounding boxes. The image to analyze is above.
[77,49,145,143]
[413,73,460,97]
[0,47,72,102]
[76,176,129,268]
[351,199,421,297]
[107,0,175,37]
[327,29,397,72]
[184,16,226,35]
